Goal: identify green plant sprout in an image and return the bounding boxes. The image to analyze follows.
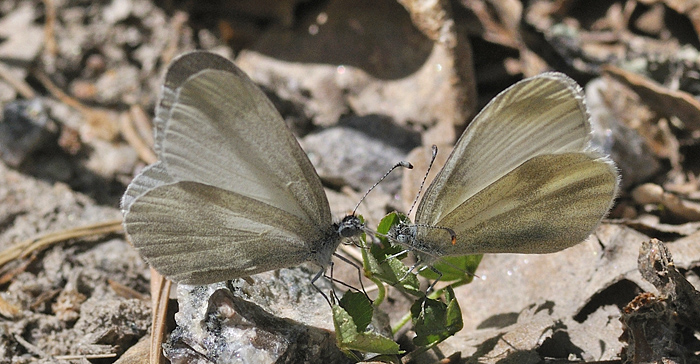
[331,212,482,362]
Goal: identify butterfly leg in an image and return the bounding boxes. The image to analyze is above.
[328,253,372,303]
[416,265,443,293]
[310,267,332,306]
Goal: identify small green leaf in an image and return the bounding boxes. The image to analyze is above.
[363,212,422,297]
[363,245,421,297]
[376,212,404,235]
[332,304,401,355]
[340,330,401,354]
[411,297,446,346]
[371,213,407,259]
[419,254,483,284]
[410,287,463,347]
[339,291,373,332]
[444,286,463,334]
[333,304,358,344]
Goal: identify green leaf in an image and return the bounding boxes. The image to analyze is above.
[411,297,446,346]
[371,212,407,259]
[332,304,401,355]
[363,244,421,297]
[419,254,483,284]
[362,212,422,297]
[443,286,463,334]
[410,287,463,347]
[340,330,401,355]
[376,211,404,235]
[338,291,373,332]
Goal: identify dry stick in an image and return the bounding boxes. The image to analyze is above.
[54,353,118,360]
[120,111,157,164]
[0,219,123,268]
[162,11,189,65]
[0,62,36,98]
[13,334,49,359]
[34,70,120,141]
[0,256,35,285]
[41,0,58,57]
[130,104,155,147]
[108,279,147,301]
[150,270,171,364]
[34,70,88,112]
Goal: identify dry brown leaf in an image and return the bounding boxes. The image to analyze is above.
[632,183,700,221]
[0,295,21,318]
[620,238,700,363]
[114,335,150,364]
[603,65,700,131]
[638,0,700,42]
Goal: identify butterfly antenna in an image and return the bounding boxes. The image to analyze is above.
[407,145,438,217]
[352,161,413,215]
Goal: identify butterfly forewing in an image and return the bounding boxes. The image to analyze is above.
[161,66,331,226]
[416,73,595,226]
[152,52,240,155]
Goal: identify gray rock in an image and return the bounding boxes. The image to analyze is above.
[165,266,353,364]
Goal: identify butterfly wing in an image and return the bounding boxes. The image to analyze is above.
[414,153,617,257]
[416,73,597,225]
[159,52,331,226]
[125,181,330,284]
[413,73,618,256]
[121,162,172,213]
[122,52,335,284]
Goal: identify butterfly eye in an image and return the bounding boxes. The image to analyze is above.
[393,225,415,244]
[338,215,363,238]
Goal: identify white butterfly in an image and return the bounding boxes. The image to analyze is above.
[121,51,364,285]
[391,73,619,265]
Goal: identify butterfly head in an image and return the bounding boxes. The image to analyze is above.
[390,222,417,245]
[337,215,365,238]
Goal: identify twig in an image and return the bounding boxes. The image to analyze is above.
[120,111,157,164]
[0,219,123,268]
[34,69,120,141]
[150,270,171,364]
[14,334,49,359]
[34,69,88,112]
[41,0,57,57]
[54,353,117,360]
[162,11,189,65]
[0,62,36,98]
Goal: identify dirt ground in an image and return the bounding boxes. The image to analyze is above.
[0,0,699,363]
